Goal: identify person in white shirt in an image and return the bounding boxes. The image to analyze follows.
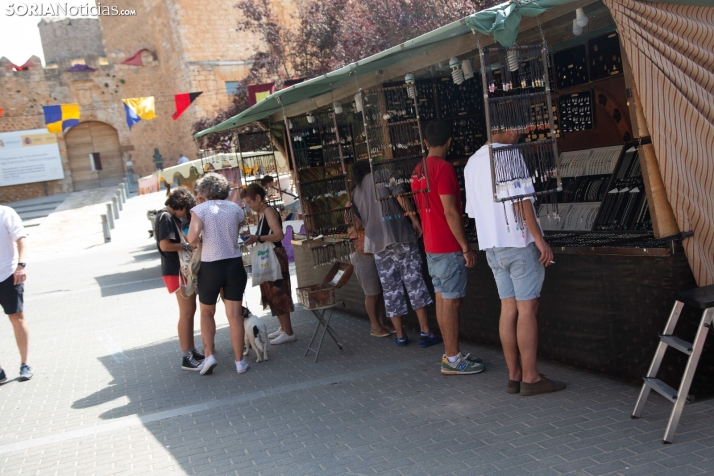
[177,154,189,165]
[188,173,249,376]
[465,130,564,397]
[0,205,32,383]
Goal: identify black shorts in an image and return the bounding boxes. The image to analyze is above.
[198,257,247,305]
[0,275,23,315]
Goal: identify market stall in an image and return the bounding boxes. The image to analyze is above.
[195,0,714,391]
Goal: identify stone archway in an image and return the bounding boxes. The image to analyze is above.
[65,121,124,191]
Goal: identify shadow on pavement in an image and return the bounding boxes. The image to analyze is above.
[68,306,714,475]
[94,267,164,297]
[131,250,160,263]
[131,243,157,254]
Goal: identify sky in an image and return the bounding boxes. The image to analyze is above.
[0,1,98,65]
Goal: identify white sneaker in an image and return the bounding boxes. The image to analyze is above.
[235,360,250,374]
[268,327,284,339]
[200,355,217,375]
[270,332,297,345]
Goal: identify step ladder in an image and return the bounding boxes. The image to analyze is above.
[632,284,714,443]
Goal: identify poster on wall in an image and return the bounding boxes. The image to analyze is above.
[0,129,65,186]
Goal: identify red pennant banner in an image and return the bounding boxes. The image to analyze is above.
[172,92,203,120]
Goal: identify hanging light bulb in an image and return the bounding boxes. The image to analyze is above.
[572,18,583,36]
[507,50,519,72]
[461,60,474,81]
[306,112,315,124]
[405,73,416,99]
[575,8,588,28]
[450,57,464,85]
[333,101,342,114]
[354,92,363,112]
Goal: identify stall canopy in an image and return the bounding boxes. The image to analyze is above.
[194,0,706,138]
[196,0,714,285]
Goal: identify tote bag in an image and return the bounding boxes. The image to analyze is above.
[173,215,201,297]
[251,214,283,286]
[251,241,282,286]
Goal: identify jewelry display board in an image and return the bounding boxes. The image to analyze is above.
[448,117,486,160]
[437,76,483,119]
[383,80,436,122]
[539,202,601,231]
[588,31,623,82]
[553,44,589,90]
[593,145,649,231]
[526,100,559,142]
[433,75,487,160]
[558,90,594,132]
[558,145,621,177]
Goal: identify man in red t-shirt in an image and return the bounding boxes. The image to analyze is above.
[412,120,484,375]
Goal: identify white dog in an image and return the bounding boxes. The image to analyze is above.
[242,307,269,362]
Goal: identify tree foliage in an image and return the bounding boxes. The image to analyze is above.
[193,0,496,147]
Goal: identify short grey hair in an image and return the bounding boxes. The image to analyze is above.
[195,172,230,200]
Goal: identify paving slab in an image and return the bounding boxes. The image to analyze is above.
[0,190,712,475]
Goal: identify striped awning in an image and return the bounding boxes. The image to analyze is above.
[604,0,714,285]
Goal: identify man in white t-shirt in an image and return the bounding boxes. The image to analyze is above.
[465,130,564,397]
[177,154,189,165]
[0,205,32,383]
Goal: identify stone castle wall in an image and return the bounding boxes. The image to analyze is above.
[0,0,297,204]
[38,18,105,65]
[0,56,190,203]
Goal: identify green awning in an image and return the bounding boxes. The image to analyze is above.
[195,0,710,139]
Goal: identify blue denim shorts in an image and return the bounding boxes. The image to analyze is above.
[426,251,468,300]
[485,242,545,301]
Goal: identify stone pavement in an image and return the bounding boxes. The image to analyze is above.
[1,191,713,476]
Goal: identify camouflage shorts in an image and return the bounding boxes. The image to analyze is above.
[373,242,433,318]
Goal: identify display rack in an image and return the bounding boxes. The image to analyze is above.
[358,84,430,218]
[282,108,355,266]
[479,43,562,203]
[538,142,652,233]
[593,144,649,231]
[232,128,285,210]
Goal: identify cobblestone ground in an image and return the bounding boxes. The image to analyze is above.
[1,191,713,476]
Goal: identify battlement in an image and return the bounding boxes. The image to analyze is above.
[0,49,158,78]
[38,17,105,66]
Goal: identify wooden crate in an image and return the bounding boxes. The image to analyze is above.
[297,283,336,309]
[296,262,354,309]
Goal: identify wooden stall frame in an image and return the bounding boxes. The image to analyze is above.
[620,40,679,239]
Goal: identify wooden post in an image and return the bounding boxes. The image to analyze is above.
[620,42,679,238]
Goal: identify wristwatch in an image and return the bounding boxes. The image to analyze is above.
[18,262,26,268]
